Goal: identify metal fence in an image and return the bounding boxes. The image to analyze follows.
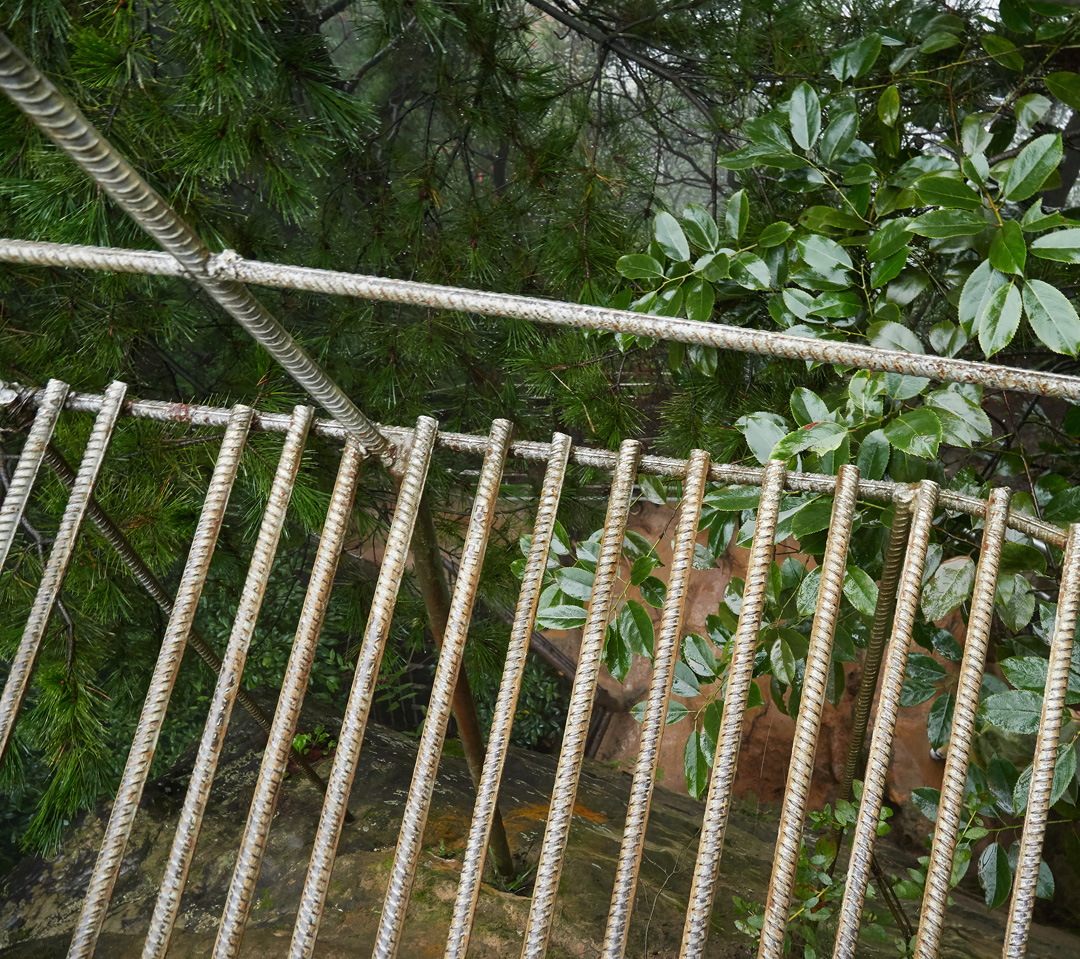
[0,27,1078,959]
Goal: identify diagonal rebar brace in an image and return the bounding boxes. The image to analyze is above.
[0,33,391,462]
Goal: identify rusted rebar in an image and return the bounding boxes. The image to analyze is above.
[832,481,940,959]
[601,448,711,959]
[0,380,126,764]
[680,460,786,959]
[522,439,642,959]
[142,407,313,959]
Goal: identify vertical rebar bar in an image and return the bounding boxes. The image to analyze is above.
[36,438,333,797]
[914,488,1010,959]
[66,406,253,959]
[832,480,939,959]
[290,417,438,959]
[1002,523,1080,959]
[835,489,915,809]
[141,406,313,959]
[212,436,364,959]
[758,465,861,959]
[409,493,516,880]
[679,460,786,959]
[372,419,513,959]
[0,377,68,575]
[521,439,642,959]
[0,380,126,764]
[601,448,711,959]
[444,432,574,959]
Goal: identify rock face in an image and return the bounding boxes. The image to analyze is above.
[2,702,1078,959]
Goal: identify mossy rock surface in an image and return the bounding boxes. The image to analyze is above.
[2,697,1078,958]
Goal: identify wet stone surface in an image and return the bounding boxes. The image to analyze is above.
[2,698,1078,958]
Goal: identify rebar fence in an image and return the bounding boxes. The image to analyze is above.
[0,26,1078,959]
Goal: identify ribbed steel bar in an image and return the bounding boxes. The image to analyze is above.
[372,419,512,959]
[141,407,313,959]
[679,460,786,959]
[835,490,915,809]
[521,439,642,959]
[212,436,364,959]
[0,379,126,764]
[914,488,1011,959]
[7,238,1080,406]
[35,435,332,798]
[444,432,573,959]
[758,465,861,959]
[832,480,940,959]
[601,449,711,959]
[0,382,1070,550]
[0,39,390,459]
[290,417,438,959]
[0,378,68,575]
[65,406,252,959]
[1002,523,1080,959]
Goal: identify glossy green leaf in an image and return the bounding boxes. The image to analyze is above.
[1022,279,1080,356]
[771,422,849,460]
[1046,71,1080,110]
[1001,134,1062,202]
[979,281,1022,357]
[1001,655,1048,693]
[730,251,771,290]
[1021,200,1069,233]
[982,34,1023,71]
[958,260,1006,335]
[929,320,968,357]
[868,319,922,354]
[536,604,588,630]
[604,620,632,682]
[1030,228,1080,263]
[684,731,711,798]
[983,689,1044,735]
[884,407,942,459]
[725,190,748,239]
[617,254,665,280]
[1045,486,1080,522]
[797,234,853,272]
[791,497,833,538]
[655,210,691,262]
[770,636,798,686]
[868,218,912,261]
[915,175,982,210]
[684,277,716,322]
[978,843,1012,910]
[921,32,959,55]
[1016,93,1052,128]
[907,209,988,238]
[554,566,595,600]
[922,555,976,621]
[878,84,900,126]
[672,660,701,698]
[694,251,729,282]
[757,221,794,247]
[927,693,955,749]
[989,221,1026,275]
[682,203,720,252]
[844,566,879,616]
[790,82,821,150]
[620,600,654,657]
[683,633,718,680]
[639,576,667,609]
[870,248,909,287]
[831,34,882,80]
[790,387,829,426]
[705,485,762,511]
[819,110,858,165]
[856,429,890,480]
